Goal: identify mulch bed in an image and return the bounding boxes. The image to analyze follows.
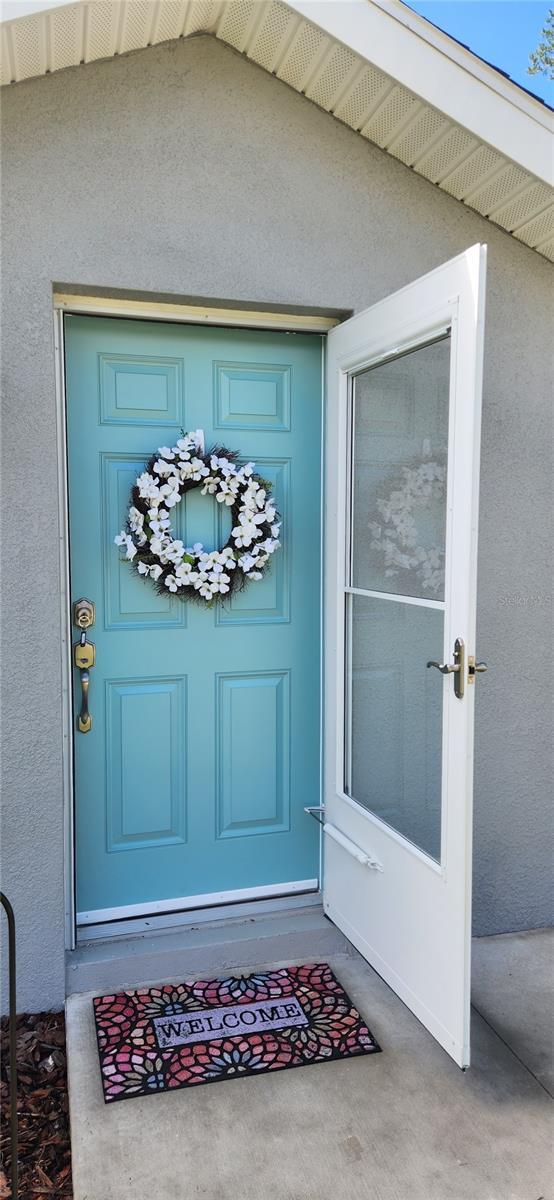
[0,1012,73,1199]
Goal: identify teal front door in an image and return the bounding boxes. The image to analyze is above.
[66,316,322,923]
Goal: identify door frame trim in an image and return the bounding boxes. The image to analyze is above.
[54,307,77,951]
[55,296,328,951]
[53,292,340,333]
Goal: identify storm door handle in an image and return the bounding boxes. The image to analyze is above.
[427,637,466,699]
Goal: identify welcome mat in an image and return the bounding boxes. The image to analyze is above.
[93,963,381,1103]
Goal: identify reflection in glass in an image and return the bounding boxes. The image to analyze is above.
[351,337,450,601]
[345,594,443,862]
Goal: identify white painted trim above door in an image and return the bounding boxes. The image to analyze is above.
[53,292,340,333]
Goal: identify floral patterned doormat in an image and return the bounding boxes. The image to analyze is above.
[93,962,381,1103]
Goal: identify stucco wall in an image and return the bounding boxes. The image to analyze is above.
[1,35,552,1011]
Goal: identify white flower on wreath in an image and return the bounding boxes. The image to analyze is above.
[159,481,180,507]
[238,553,256,573]
[114,531,137,560]
[196,581,215,600]
[150,534,169,558]
[177,430,204,457]
[216,478,240,506]
[211,455,231,476]
[201,476,219,496]
[232,516,261,548]
[149,521,168,538]
[175,562,199,586]
[152,458,177,478]
[137,561,163,580]
[136,472,161,503]
[164,539,186,564]
[178,456,209,483]
[128,506,143,531]
[208,571,231,595]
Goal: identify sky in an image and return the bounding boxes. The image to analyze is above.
[405,1,553,105]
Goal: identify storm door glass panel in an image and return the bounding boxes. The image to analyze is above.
[351,338,449,601]
[345,335,451,862]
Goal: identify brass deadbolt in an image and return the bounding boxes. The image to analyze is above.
[74,598,95,630]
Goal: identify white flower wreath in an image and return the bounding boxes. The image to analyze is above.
[115,430,280,604]
[368,454,446,596]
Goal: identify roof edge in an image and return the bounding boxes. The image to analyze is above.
[394,0,552,116]
[289,0,552,185]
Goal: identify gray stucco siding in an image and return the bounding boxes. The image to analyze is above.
[1,34,552,1012]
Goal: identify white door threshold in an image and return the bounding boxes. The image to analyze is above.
[77,885,320,942]
[77,879,319,929]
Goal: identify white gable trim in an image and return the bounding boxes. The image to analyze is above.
[1,0,553,260]
[297,0,551,183]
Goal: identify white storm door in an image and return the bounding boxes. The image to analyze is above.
[324,245,487,1067]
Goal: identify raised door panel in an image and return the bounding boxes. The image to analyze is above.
[216,459,290,625]
[106,677,187,851]
[102,453,186,630]
[99,353,184,426]
[213,361,291,431]
[216,671,290,839]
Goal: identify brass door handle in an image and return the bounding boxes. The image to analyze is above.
[75,634,95,732]
[73,600,95,733]
[78,669,92,734]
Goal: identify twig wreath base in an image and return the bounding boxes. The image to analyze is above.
[115,430,281,605]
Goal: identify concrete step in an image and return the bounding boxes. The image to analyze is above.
[65,901,351,996]
[66,939,554,1200]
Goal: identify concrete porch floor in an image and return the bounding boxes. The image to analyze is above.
[66,918,553,1200]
